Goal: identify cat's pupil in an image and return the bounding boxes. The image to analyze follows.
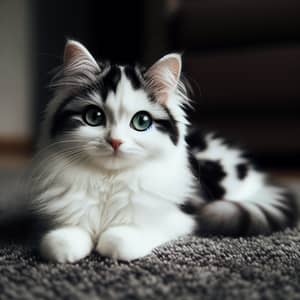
[137,115,148,126]
[131,111,152,131]
[84,106,105,126]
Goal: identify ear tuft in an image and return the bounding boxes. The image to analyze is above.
[145,53,182,105]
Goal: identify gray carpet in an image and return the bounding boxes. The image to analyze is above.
[0,168,300,300]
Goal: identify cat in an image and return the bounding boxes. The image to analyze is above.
[28,40,298,263]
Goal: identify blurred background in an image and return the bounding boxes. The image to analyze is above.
[0,0,300,170]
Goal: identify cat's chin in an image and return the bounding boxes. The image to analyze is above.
[91,154,143,172]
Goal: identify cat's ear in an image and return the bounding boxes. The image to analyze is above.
[63,40,99,71]
[145,53,182,105]
[57,40,100,89]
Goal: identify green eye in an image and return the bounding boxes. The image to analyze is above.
[83,106,106,126]
[131,111,153,131]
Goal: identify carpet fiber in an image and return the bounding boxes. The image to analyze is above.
[0,168,300,300]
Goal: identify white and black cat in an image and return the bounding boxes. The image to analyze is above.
[29,40,298,263]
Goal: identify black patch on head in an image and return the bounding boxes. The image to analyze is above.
[198,159,226,200]
[186,129,207,152]
[98,65,121,100]
[49,87,95,138]
[124,65,143,89]
[155,108,179,145]
[236,163,248,180]
[50,64,122,139]
[97,60,110,71]
[51,110,83,137]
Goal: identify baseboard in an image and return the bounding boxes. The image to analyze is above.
[0,137,33,155]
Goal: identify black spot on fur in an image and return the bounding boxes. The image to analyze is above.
[124,65,143,89]
[51,110,83,137]
[97,60,110,71]
[236,163,248,180]
[188,152,200,179]
[98,65,121,100]
[179,201,198,215]
[50,87,96,138]
[198,159,226,200]
[241,151,263,171]
[186,129,207,152]
[155,108,179,145]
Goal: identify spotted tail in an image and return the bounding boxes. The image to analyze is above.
[185,129,299,236]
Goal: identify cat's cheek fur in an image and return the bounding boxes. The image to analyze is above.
[40,227,93,263]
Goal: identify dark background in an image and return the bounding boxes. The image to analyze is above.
[4,0,300,168]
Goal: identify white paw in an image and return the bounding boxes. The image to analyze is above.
[40,227,93,263]
[96,226,152,261]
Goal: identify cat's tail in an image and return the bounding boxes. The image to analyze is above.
[186,129,299,236]
[194,184,299,236]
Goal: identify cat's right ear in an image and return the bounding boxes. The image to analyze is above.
[64,40,99,70]
[58,40,100,88]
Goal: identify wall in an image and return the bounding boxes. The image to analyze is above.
[0,0,32,139]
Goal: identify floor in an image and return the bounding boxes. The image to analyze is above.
[0,153,299,300]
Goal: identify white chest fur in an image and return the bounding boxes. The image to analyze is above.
[35,172,135,239]
[32,148,196,241]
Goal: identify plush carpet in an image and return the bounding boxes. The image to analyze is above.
[0,168,300,300]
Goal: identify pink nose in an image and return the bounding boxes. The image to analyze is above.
[109,139,123,151]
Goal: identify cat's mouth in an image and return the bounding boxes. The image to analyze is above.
[105,147,128,159]
[111,149,122,157]
[92,143,143,161]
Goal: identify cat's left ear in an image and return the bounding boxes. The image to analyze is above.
[145,53,182,105]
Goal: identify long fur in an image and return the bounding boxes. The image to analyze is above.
[27,40,298,263]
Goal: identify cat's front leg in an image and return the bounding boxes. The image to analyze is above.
[96,226,159,261]
[40,226,93,263]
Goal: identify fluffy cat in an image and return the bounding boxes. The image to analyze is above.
[29,40,298,263]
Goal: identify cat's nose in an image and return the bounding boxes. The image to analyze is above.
[109,139,123,151]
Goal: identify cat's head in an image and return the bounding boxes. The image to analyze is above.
[42,40,190,171]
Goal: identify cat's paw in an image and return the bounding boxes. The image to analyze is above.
[96,226,152,261]
[40,227,93,263]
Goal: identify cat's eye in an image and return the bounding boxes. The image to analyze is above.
[83,106,106,127]
[131,111,152,131]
